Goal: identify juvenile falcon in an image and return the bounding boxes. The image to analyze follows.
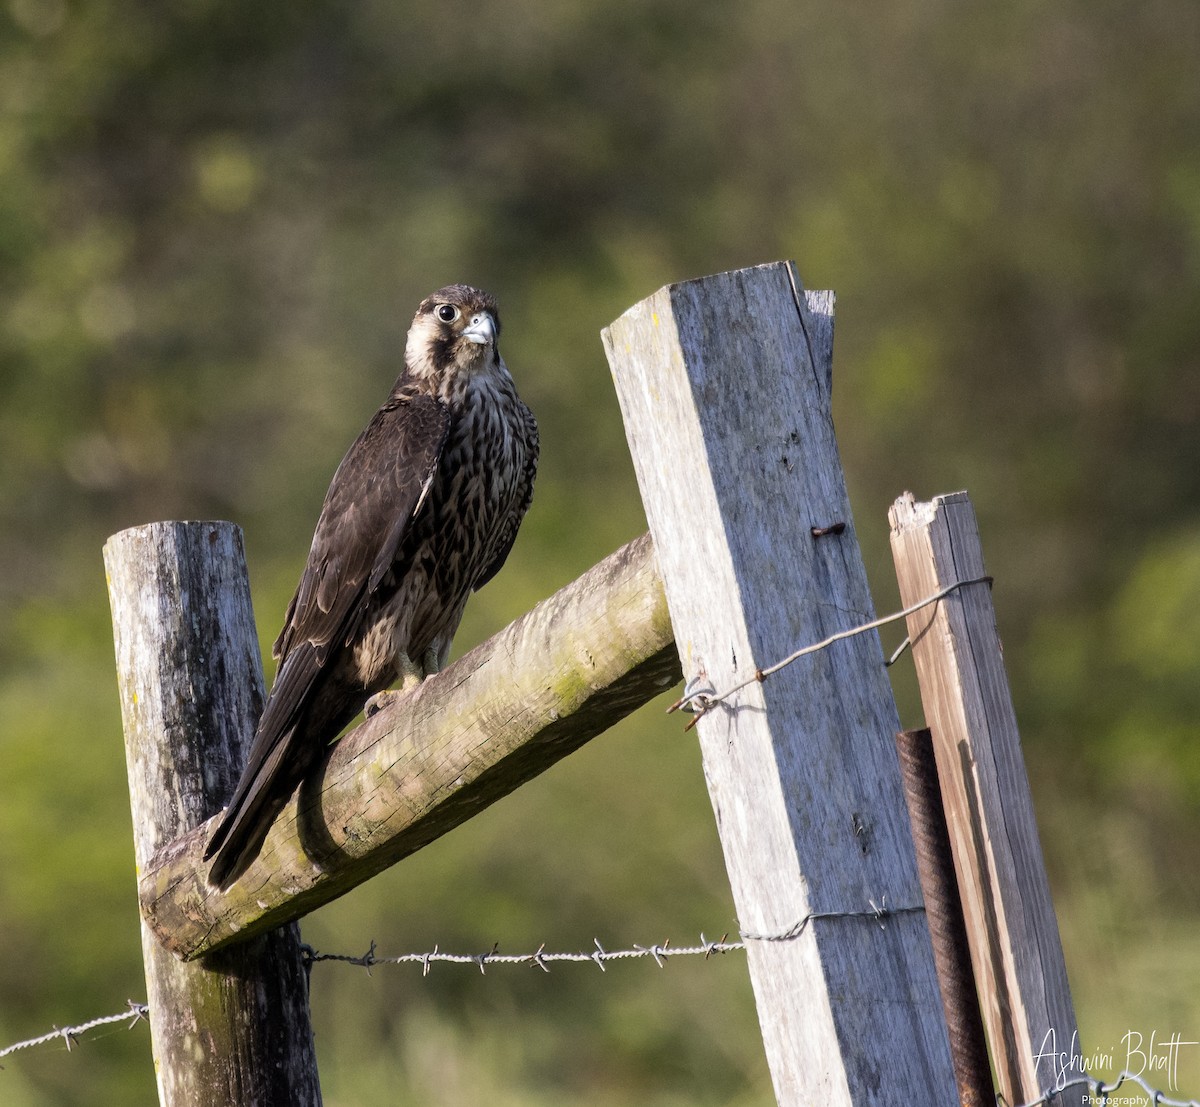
[205,284,538,887]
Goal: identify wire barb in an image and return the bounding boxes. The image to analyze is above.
[527,943,550,973]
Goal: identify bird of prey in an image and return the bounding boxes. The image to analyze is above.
[204,284,538,887]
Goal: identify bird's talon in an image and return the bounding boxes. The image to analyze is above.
[365,690,399,718]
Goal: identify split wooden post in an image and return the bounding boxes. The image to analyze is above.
[603,262,957,1106]
[105,522,321,1107]
[889,492,1083,1107]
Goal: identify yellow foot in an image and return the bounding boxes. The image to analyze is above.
[364,651,439,718]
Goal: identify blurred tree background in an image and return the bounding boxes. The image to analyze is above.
[2,0,1199,1102]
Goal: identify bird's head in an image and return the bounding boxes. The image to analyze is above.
[405,284,503,387]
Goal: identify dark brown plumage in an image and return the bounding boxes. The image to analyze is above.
[204,285,538,887]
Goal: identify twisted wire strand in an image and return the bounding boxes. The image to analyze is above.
[0,900,920,1057]
[667,574,993,730]
[300,900,925,976]
[0,1002,148,1063]
[4,964,1197,1107]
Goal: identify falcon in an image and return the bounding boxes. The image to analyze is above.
[204,284,538,888]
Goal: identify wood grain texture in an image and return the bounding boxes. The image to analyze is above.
[105,521,321,1107]
[894,727,995,1107]
[603,262,956,1107]
[889,492,1083,1107]
[138,531,680,960]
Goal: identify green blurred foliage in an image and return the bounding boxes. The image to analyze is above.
[1,0,1199,1102]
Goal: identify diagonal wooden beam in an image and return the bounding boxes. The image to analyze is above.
[138,531,680,961]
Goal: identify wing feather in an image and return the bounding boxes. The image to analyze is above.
[205,385,448,886]
[275,388,449,662]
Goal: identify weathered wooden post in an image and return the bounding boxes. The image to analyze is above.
[890,492,1084,1107]
[105,521,321,1106]
[603,262,957,1105]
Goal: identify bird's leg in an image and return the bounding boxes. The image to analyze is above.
[395,650,426,690]
[364,690,397,718]
[420,644,442,679]
[364,652,426,718]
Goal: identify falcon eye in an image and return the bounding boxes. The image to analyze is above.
[436,304,460,323]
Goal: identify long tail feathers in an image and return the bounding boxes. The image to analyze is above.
[203,735,298,888]
[204,645,324,889]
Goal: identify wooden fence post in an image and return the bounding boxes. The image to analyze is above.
[602,263,957,1106]
[889,492,1084,1107]
[105,521,321,1107]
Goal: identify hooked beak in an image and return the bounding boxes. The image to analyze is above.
[461,311,497,346]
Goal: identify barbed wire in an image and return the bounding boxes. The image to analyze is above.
[299,898,924,976]
[667,571,993,730]
[300,933,740,976]
[0,1001,148,1065]
[2,985,1196,1107]
[0,899,918,1060]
